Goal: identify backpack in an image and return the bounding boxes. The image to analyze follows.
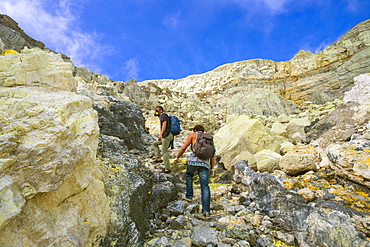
[168,115,181,135]
[192,132,215,160]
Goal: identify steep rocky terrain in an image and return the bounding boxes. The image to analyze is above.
[0,14,370,247]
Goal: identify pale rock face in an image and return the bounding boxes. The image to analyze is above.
[232,150,257,171]
[254,149,282,173]
[0,49,110,246]
[343,73,370,105]
[226,88,300,118]
[214,115,280,169]
[0,48,77,91]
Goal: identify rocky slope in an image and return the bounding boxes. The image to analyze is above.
[1,14,370,247]
[139,19,370,106]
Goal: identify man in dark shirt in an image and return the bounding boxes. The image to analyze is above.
[152,106,173,173]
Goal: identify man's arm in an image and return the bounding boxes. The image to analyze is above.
[158,120,167,140]
[174,133,194,160]
[210,156,215,170]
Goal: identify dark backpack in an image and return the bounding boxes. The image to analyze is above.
[168,115,181,135]
[192,132,215,160]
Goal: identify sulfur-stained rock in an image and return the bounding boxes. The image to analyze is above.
[298,188,316,202]
[326,140,370,188]
[280,150,318,176]
[0,176,26,226]
[214,115,280,170]
[226,88,300,118]
[271,122,288,140]
[255,149,282,173]
[0,49,111,246]
[280,141,295,154]
[0,47,76,91]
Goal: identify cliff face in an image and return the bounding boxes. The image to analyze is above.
[139,19,370,106]
[0,48,111,246]
[0,14,45,51]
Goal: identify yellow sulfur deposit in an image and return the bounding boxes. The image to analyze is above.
[3,49,20,55]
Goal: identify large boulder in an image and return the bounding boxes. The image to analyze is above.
[214,115,280,170]
[255,149,282,173]
[279,148,319,176]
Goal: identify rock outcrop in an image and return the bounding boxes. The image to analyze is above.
[0,14,45,51]
[0,48,110,246]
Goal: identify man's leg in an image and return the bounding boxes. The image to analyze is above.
[198,167,211,213]
[161,133,173,169]
[185,165,196,199]
[152,140,162,159]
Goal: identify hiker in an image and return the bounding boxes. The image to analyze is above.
[173,124,215,219]
[152,106,173,173]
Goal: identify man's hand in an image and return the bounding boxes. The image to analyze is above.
[210,169,215,176]
[173,158,179,163]
[158,135,162,141]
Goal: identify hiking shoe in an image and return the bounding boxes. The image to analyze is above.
[162,169,171,174]
[196,212,211,221]
[153,159,163,163]
[203,212,211,220]
[182,196,192,202]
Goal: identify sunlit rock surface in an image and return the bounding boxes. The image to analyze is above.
[1,14,370,246]
[0,48,110,246]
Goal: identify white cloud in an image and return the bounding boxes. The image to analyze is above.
[260,0,290,12]
[0,0,113,74]
[163,12,181,29]
[226,0,292,14]
[344,0,365,13]
[123,58,139,81]
[300,37,335,54]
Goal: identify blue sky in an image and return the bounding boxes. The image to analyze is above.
[1,0,369,82]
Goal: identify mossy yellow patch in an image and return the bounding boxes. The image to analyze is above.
[210,183,228,189]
